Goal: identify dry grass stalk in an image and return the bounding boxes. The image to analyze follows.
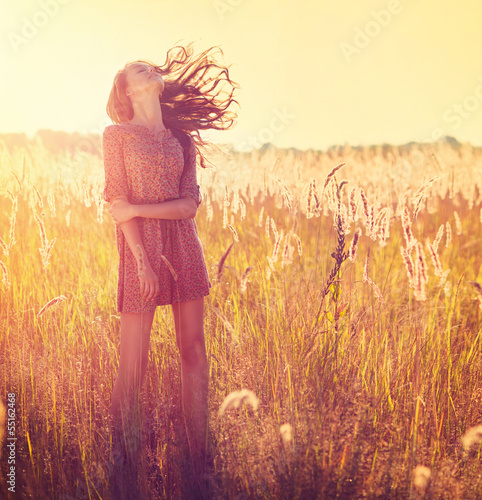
[322,162,346,192]
[377,208,391,246]
[433,224,444,253]
[272,175,293,214]
[349,187,358,222]
[412,176,442,220]
[9,196,17,252]
[348,228,362,262]
[415,242,428,285]
[307,179,314,219]
[222,203,228,229]
[0,260,10,288]
[426,241,443,277]
[336,202,350,236]
[312,178,321,216]
[359,188,370,224]
[468,281,482,311]
[281,232,295,268]
[270,217,279,241]
[82,184,91,207]
[0,238,8,257]
[362,251,384,303]
[401,246,415,285]
[326,180,337,212]
[239,198,246,220]
[401,205,416,251]
[367,205,377,241]
[34,211,56,271]
[292,233,303,256]
[227,224,239,243]
[218,389,259,416]
[258,206,265,227]
[10,170,22,192]
[271,230,284,263]
[206,193,213,223]
[232,189,240,214]
[32,184,43,208]
[238,266,253,294]
[266,255,275,280]
[438,269,450,289]
[209,303,234,330]
[37,295,67,317]
[160,255,178,281]
[223,186,229,229]
[413,242,428,301]
[445,221,452,248]
[48,192,56,218]
[217,242,234,281]
[454,210,462,235]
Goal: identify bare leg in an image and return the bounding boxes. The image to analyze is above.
[171,297,209,480]
[110,310,156,429]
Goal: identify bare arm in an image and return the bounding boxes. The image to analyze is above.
[113,197,160,301]
[109,197,197,225]
[102,127,159,301]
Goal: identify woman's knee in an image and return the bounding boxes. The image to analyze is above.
[180,337,206,367]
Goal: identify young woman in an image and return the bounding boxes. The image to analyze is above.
[102,44,238,484]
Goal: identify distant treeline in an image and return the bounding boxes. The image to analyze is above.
[0,130,476,158]
[0,130,102,156]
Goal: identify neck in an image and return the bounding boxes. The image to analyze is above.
[130,93,166,132]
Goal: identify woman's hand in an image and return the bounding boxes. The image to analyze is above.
[137,261,159,302]
[109,198,136,224]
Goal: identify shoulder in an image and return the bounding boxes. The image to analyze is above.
[103,124,126,137]
[102,124,130,147]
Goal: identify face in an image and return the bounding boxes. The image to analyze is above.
[125,62,165,98]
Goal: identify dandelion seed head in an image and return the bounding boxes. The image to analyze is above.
[218,389,259,416]
[413,465,431,491]
[280,423,292,445]
[461,425,482,452]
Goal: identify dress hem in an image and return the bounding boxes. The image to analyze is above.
[116,289,211,314]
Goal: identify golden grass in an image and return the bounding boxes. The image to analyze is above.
[0,138,481,498]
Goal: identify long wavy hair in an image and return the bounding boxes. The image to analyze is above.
[106,42,239,168]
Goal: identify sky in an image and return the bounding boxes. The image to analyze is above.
[0,0,481,151]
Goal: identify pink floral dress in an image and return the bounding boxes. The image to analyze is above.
[102,122,212,313]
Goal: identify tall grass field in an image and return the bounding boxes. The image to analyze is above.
[0,136,481,499]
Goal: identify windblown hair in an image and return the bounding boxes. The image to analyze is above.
[106,42,239,168]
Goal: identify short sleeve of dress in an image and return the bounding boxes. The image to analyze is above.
[102,125,129,203]
[179,136,202,207]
